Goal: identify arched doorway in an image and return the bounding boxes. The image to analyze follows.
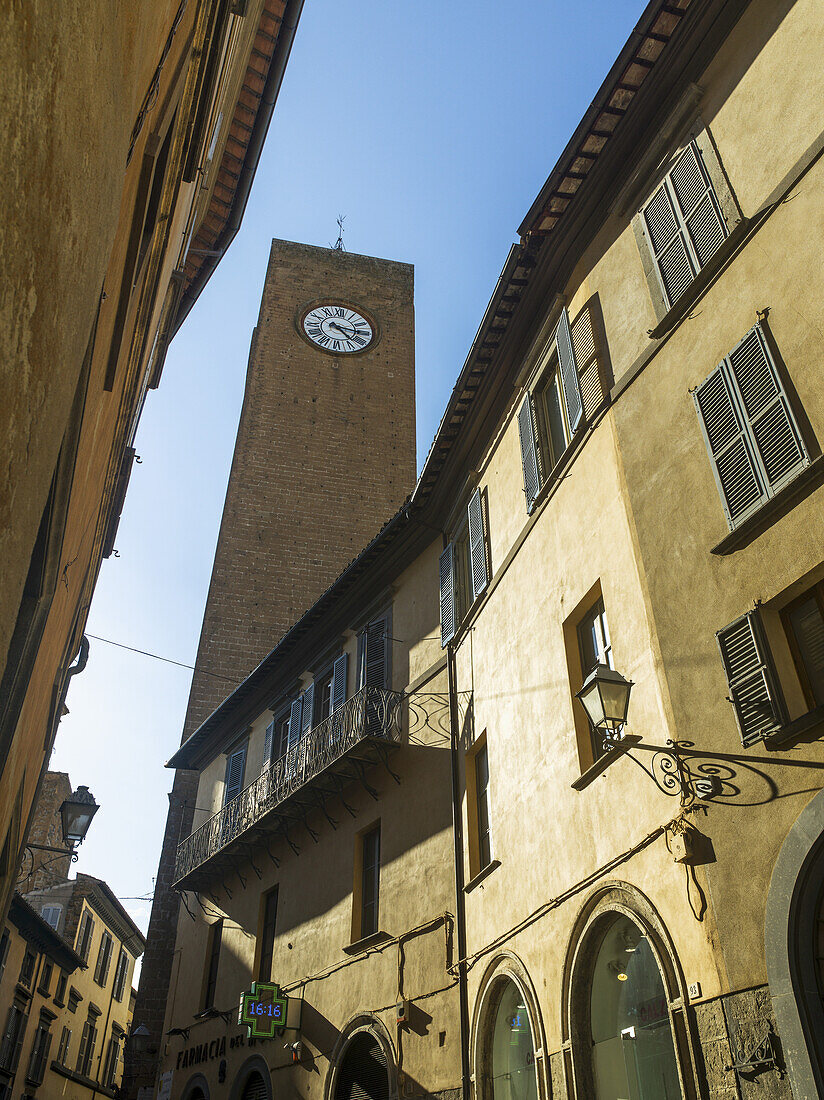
[472,957,544,1100]
[563,884,697,1100]
[334,1031,390,1100]
[230,1056,272,1100]
[241,1072,269,1100]
[765,788,824,1097]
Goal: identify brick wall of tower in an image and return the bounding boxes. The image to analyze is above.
[129,241,417,1096]
[17,771,72,891]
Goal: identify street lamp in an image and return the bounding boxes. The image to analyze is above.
[575,663,633,742]
[59,786,99,847]
[128,1025,154,1056]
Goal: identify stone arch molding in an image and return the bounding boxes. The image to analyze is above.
[228,1054,272,1100]
[470,951,548,1100]
[324,1013,398,1100]
[765,786,824,1099]
[560,879,699,1100]
[180,1072,210,1100]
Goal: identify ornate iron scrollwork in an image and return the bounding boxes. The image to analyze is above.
[627,739,737,806]
[725,1024,782,1078]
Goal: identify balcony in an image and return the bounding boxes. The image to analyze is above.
[174,686,403,890]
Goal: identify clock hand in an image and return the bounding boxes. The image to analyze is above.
[329,321,352,336]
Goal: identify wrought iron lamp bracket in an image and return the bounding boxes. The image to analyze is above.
[724,1025,782,1077]
[625,739,724,805]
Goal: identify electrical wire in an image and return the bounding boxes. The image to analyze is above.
[84,633,243,686]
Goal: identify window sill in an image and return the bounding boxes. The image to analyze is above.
[647,217,752,340]
[711,456,824,555]
[571,734,642,792]
[342,930,392,956]
[765,704,824,749]
[50,1061,115,1097]
[465,860,501,894]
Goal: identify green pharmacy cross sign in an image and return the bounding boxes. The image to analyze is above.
[238,982,288,1039]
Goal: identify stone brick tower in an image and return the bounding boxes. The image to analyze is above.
[128,241,416,1095]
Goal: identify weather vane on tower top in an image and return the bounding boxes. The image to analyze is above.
[331,214,346,252]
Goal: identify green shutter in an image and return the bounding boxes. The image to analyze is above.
[331,653,348,713]
[262,720,274,768]
[439,545,457,648]
[716,611,785,746]
[224,747,246,804]
[517,395,540,511]
[364,619,388,688]
[555,307,583,432]
[467,489,489,601]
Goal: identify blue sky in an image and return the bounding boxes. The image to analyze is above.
[52,0,642,953]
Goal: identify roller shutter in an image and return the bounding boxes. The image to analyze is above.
[334,1033,390,1100]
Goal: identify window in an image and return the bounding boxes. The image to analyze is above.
[487,979,539,1100]
[357,615,391,691]
[76,911,94,964]
[54,970,67,1006]
[76,1014,98,1078]
[315,667,335,724]
[94,931,114,987]
[37,960,52,995]
[588,914,680,1098]
[783,584,824,709]
[112,949,129,1002]
[263,711,290,769]
[19,950,36,988]
[474,745,492,872]
[25,1017,52,1086]
[102,1032,122,1089]
[639,138,728,310]
[223,745,247,806]
[203,920,223,1009]
[41,905,61,932]
[358,825,381,940]
[0,1002,29,1074]
[56,1025,71,1066]
[258,887,279,982]
[439,490,489,646]
[717,610,786,746]
[694,323,808,529]
[517,306,585,513]
[578,598,613,678]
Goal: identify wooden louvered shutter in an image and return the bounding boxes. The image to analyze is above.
[262,720,274,768]
[555,308,583,432]
[224,746,246,804]
[287,697,303,748]
[670,142,727,269]
[725,325,808,495]
[335,1033,389,1100]
[467,489,489,601]
[301,684,315,737]
[439,545,457,648]
[364,619,388,688]
[694,363,767,527]
[717,611,785,745]
[643,179,694,307]
[331,653,348,713]
[517,395,541,512]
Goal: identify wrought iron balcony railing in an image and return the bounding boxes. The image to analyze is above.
[174,686,403,887]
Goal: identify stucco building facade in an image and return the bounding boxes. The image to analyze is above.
[0,0,305,932]
[146,0,824,1099]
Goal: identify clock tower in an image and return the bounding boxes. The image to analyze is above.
[132,240,416,1092]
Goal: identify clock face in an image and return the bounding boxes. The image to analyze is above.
[301,304,374,354]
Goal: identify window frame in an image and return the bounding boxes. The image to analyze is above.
[257,886,279,982]
[352,823,381,943]
[202,919,223,1010]
[781,583,824,710]
[94,930,114,987]
[40,905,62,932]
[112,949,129,1003]
[76,910,94,965]
[466,733,494,882]
[56,1024,71,1067]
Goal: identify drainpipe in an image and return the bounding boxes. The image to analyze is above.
[447,641,471,1100]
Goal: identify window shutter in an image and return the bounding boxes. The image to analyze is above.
[670,143,727,268]
[555,307,583,432]
[364,619,388,688]
[287,697,303,748]
[694,363,767,527]
[300,684,315,737]
[262,720,274,768]
[224,747,246,804]
[643,181,695,307]
[467,489,489,601]
[331,653,348,713]
[725,325,808,493]
[439,545,457,648]
[517,395,541,511]
[717,611,784,746]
